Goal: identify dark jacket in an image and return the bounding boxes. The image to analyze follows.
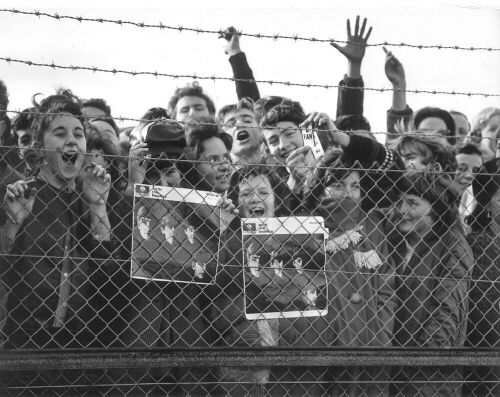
[389,225,474,397]
[229,52,260,102]
[3,179,118,348]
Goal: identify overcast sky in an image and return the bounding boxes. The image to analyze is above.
[0,0,498,140]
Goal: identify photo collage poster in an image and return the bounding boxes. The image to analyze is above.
[242,216,328,320]
[131,184,221,285]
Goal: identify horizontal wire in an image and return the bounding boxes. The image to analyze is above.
[3,144,497,176]
[0,56,498,97]
[1,8,499,52]
[3,109,500,143]
[2,253,496,285]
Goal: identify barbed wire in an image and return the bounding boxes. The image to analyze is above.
[1,145,497,178]
[1,8,499,52]
[4,109,499,142]
[1,56,498,98]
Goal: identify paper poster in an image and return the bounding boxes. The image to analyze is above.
[131,184,221,284]
[242,217,328,320]
[301,127,325,159]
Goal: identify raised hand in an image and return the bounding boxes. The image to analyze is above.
[3,180,36,226]
[82,163,111,206]
[384,47,406,88]
[128,142,149,187]
[301,112,337,133]
[330,16,372,63]
[220,26,242,57]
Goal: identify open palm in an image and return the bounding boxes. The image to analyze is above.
[331,16,372,63]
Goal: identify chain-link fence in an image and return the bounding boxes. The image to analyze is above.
[0,139,498,396]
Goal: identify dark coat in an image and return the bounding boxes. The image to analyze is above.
[389,224,474,397]
[2,179,118,348]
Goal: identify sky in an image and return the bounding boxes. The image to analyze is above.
[0,0,498,141]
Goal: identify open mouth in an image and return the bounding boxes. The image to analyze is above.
[248,207,265,217]
[236,130,250,141]
[61,152,78,165]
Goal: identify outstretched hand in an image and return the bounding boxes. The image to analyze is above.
[384,47,406,88]
[220,26,242,57]
[330,15,372,63]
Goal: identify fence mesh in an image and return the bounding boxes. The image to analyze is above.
[0,141,498,396]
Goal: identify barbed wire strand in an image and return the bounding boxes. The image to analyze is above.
[1,56,498,97]
[1,8,499,52]
[4,109,499,141]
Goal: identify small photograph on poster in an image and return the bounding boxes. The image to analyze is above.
[242,217,328,320]
[131,184,221,284]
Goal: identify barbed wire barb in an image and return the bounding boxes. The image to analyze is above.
[0,55,498,97]
[0,8,499,52]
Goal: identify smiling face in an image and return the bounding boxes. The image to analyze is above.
[222,108,261,161]
[238,174,275,218]
[399,147,430,172]
[40,112,86,189]
[195,136,232,193]
[175,96,210,122]
[323,171,361,202]
[397,193,434,237]
[454,152,483,194]
[262,121,303,162]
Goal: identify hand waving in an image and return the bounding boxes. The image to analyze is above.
[330,16,372,63]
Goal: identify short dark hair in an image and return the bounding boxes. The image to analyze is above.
[184,116,232,160]
[253,96,295,120]
[11,107,36,145]
[88,116,119,138]
[260,101,306,129]
[217,97,255,123]
[469,157,500,232]
[304,149,361,211]
[168,82,216,119]
[396,171,458,231]
[0,79,9,120]
[335,114,371,132]
[86,124,119,157]
[457,143,482,157]
[228,163,291,218]
[141,107,169,121]
[82,98,111,116]
[181,115,233,190]
[32,89,84,146]
[413,106,456,145]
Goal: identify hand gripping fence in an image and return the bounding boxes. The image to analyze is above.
[0,144,498,397]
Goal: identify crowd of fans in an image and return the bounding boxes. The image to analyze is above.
[0,16,498,397]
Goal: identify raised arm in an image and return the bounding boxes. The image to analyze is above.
[383,47,413,145]
[221,26,260,101]
[330,16,372,117]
